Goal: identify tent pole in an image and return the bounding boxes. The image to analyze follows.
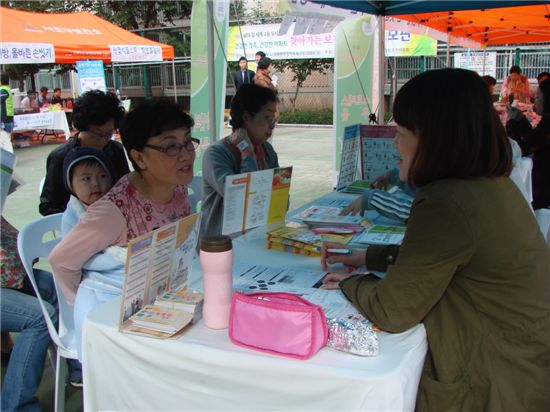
[446,35,451,67]
[377,15,385,124]
[112,63,116,92]
[206,0,217,144]
[172,59,177,103]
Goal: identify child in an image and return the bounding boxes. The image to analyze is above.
[61,147,126,362]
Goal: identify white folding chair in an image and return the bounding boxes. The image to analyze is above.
[188,175,202,213]
[535,208,550,246]
[509,156,533,205]
[17,213,78,412]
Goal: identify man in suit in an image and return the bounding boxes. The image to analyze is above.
[233,57,255,89]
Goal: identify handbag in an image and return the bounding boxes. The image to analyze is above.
[229,291,328,360]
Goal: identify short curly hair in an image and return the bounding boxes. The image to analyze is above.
[72,90,125,131]
[119,99,195,172]
[230,84,277,131]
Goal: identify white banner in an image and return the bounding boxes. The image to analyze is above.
[0,42,55,64]
[13,112,55,130]
[109,45,163,62]
[454,51,497,77]
[228,23,335,61]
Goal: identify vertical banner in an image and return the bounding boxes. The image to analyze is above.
[191,0,229,175]
[76,60,107,94]
[333,16,375,186]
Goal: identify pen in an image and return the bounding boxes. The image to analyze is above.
[327,248,352,255]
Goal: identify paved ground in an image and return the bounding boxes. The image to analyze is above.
[1,124,336,411]
[3,125,335,230]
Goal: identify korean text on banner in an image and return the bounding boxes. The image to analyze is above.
[76,60,107,93]
[0,42,55,64]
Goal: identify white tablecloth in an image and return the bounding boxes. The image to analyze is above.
[83,192,428,411]
[13,111,70,139]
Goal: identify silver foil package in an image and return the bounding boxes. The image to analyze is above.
[326,317,379,356]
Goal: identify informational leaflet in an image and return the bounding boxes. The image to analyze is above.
[118,213,201,331]
[232,263,362,320]
[336,125,361,191]
[354,224,406,245]
[222,167,292,235]
[359,125,399,183]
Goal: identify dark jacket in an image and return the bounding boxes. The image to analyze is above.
[341,178,550,412]
[39,135,130,216]
[233,69,255,89]
[506,114,550,209]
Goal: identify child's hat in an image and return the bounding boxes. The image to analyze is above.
[63,146,117,194]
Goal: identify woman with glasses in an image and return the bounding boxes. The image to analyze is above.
[50,100,196,313]
[39,90,130,216]
[200,84,279,238]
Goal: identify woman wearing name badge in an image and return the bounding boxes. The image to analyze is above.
[200,84,279,238]
[321,69,550,411]
[50,100,197,306]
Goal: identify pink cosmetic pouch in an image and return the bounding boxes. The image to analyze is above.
[228,292,328,360]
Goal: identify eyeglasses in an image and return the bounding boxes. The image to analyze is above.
[144,138,200,157]
[88,129,116,140]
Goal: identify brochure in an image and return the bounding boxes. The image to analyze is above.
[297,205,367,229]
[222,166,292,235]
[353,224,406,245]
[118,213,201,337]
[129,305,194,334]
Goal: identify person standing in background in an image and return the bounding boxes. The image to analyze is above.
[233,57,255,89]
[0,73,14,133]
[20,90,38,112]
[501,65,530,103]
[50,88,63,105]
[255,51,266,64]
[254,57,276,92]
[37,87,50,107]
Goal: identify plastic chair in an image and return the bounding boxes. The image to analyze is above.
[509,156,533,205]
[17,213,78,412]
[535,208,550,246]
[188,175,202,213]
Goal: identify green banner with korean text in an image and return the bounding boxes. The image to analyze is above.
[190,0,229,175]
[333,16,375,185]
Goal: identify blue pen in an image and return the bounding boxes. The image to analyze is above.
[327,248,352,255]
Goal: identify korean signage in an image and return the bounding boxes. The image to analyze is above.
[227,24,335,61]
[454,51,497,77]
[228,23,437,61]
[385,30,437,57]
[76,60,107,94]
[0,42,55,64]
[109,45,162,62]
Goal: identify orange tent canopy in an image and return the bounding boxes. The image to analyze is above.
[0,6,174,64]
[395,4,550,45]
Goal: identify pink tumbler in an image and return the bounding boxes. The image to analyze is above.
[200,236,233,329]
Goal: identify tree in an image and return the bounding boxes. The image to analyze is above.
[274,59,333,112]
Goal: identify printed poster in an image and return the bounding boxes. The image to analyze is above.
[118,213,201,328]
[76,60,107,94]
[336,124,361,191]
[222,167,292,236]
[359,125,398,183]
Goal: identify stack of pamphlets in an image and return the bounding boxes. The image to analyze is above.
[297,206,368,230]
[353,224,406,245]
[154,289,204,322]
[129,305,194,335]
[266,226,354,257]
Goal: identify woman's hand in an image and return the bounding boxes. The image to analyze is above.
[370,172,390,190]
[340,196,365,216]
[321,242,365,270]
[230,129,255,157]
[321,273,350,290]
